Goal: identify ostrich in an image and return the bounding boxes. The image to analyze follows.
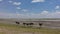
[26,23,29,26]
[23,23,26,26]
[39,23,43,28]
[15,21,20,25]
[23,23,29,27]
[23,23,34,27]
[29,23,34,25]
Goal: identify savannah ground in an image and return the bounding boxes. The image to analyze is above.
[0,23,60,34]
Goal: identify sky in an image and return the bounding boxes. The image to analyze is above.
[0,0,60,18]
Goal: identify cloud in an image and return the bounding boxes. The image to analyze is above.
[0,0,3,2]
[55,5,60,9]
[8,1,21,6]
[13,2,21,6]
[21,9,28,12]
[8,1,21,10]
[0,12,16,18]
[32,0,45,3]
[14,10,60,18]
[39,11,60,18]
[8,1,13,3]
[0,10,60,18]
[16,7,21,9]
[20,11,60,18]
[41,10,49,15]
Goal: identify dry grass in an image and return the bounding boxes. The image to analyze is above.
[0,23,60,34]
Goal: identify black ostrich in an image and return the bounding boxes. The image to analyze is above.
[23,23,29,27]
[39,23,43,28]
[15,21,20,24]
[29,23,34,25]
[26,23,29,26]
[23,23,26,26]
[23,23,34,26]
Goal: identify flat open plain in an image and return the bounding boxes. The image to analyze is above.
[0,19,60,34]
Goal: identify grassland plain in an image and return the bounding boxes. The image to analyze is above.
[0,23,60,34]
